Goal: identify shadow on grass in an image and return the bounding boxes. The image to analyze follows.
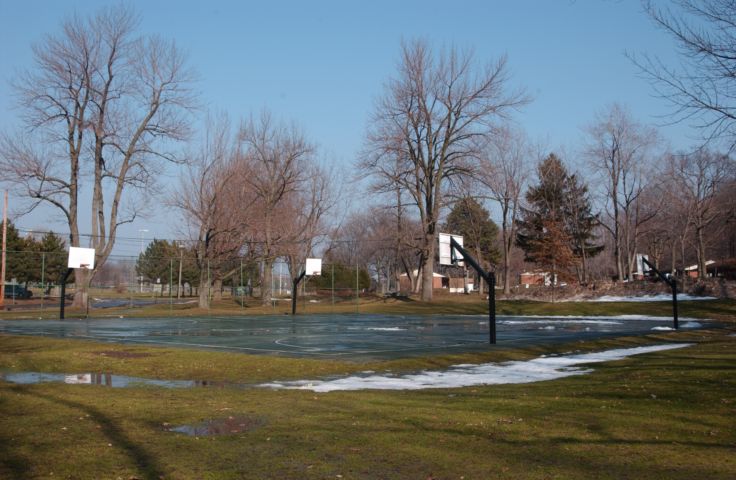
[20,388,166,480]
[0,413,30,480]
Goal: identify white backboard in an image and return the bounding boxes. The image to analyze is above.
[305,258,322,276]
[68,247,95,269]
[439,233,464,266]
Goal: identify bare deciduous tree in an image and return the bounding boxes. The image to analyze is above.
[238,111,314,305]
[585,104,659,281]
[0,5,196,306]
[667,149,735,277]
[632,0,736,151]
[361,39,527,301]
[479,126,529,294]
[170,113,249,308]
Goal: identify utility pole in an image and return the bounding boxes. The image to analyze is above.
[0,190,7,307]
[177,243,184,299]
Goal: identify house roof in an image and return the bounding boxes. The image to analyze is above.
[399,270,447,278]
[684,260,715,271]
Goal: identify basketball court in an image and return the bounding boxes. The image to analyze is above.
[0,313,705,360]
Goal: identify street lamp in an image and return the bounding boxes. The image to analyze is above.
[138,229,148,293]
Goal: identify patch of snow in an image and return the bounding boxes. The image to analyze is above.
[501,319,623,325]
[261,343,691,392]
[365,327,407,332]
[580,294,717,302]
[651,326,674,331]
[681,321,702,329]
[502,314,702,323]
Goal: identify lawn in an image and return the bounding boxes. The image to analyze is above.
[1,299,735,479]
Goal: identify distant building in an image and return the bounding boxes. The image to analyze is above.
[520,271,554,286]
[684,260,716,278]
[398,270,478,292]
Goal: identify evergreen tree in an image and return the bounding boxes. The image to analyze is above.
[444,197,501,266]
[444,197,500,292]
[37,231,69,286]
[136,239,178,286]
[565,174,604,283]
[4,223,36,286]
[313,263,371,291]
[516,154,602,283]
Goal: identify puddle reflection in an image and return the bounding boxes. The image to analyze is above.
[0,371,223,389]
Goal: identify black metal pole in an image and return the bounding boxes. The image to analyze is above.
[641,257,678,330]
[450,237,496,344]
[59,267,73,320]
[291,270,306,315]
[671,281,679,330]
[489,272,496,344]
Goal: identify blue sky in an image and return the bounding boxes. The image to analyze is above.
[0,0,692,256]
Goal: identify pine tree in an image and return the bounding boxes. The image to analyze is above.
[136,239,177,286]
[516,154,602,283]
[444,197,500,265]
[565,174,603,283]
[37,231,68,286]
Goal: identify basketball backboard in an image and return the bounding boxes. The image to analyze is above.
[305,258,322,276]
[439,233,463,266]
[68,247,95,269]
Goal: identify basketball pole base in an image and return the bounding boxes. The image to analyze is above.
[59,267,73,320]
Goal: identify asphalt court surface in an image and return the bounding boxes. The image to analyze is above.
[0,313,696,360]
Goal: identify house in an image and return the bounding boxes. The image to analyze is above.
[684,260,716,278]
[399,271,448,292]
[520,271,554,287]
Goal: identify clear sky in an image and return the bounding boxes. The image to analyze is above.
[0,0,694,257]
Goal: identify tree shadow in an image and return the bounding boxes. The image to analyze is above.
[21,389,166,480]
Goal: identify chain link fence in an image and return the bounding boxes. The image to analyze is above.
[0,250,378,314]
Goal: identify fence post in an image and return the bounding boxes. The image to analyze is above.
[41,252,45,313]
[169,258,173,311]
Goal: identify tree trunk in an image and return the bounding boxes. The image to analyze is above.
[198,267,209,308]
[696,226,707,278]
[420,254,433,301]
[261,259,273,305]
[72,268,91,309]
[422,233,436,302]
[212,278,223,301]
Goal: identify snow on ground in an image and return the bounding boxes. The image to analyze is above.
[501,314,701,323]
[261,343,691,392]
[577,294,717,302]
[652,321,702,331]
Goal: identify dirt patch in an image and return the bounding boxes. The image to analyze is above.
[94,350,154,359]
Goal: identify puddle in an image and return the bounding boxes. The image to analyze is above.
[166,415,267,436]
[1,371,200,388]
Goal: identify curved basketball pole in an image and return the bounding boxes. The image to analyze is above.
[450,237,497,344]
[641,257,679,330]
[291,270,307,315]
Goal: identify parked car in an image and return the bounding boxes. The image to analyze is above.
[4,284,32,299]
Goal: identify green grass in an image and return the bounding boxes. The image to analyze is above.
[1,298,735,479]
[1,327,735,479]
